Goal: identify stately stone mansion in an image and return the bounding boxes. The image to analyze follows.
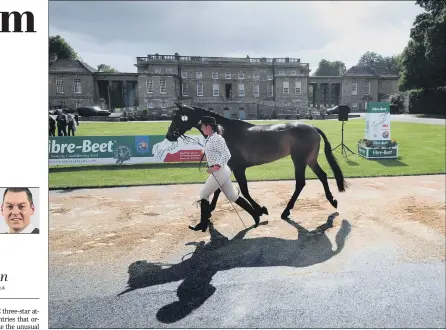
[49,53,399,119]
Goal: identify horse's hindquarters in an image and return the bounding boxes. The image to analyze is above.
[238,129,317,166]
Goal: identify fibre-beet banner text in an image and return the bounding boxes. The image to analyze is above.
[48,135,205,165]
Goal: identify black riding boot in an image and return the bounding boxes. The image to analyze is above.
[189,199,211,232]
[235,197,260,227]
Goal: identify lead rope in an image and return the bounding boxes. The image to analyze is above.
[180,135,246,229]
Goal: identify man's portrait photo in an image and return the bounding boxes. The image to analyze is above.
[0,187,40,234]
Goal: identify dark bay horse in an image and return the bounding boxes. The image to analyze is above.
[165,102,348,220]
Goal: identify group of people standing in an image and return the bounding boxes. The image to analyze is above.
[49,110,79,136]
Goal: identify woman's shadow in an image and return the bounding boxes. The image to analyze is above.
[118,213,351,324]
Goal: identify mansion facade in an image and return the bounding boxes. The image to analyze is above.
[49,53,399,119]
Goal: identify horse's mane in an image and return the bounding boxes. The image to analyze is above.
[190,105,255,128]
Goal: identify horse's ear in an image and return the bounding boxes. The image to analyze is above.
[174,101,194,114]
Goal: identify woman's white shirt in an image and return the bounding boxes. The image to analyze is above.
[205,132,231,166]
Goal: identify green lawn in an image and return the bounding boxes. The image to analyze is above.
[49,119,445,189]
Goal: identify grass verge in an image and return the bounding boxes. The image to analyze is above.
[49,119,445,189]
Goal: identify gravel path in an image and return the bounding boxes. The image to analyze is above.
[49,175,445,328]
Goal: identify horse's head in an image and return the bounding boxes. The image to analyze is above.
[165,102,200,142]
[125,260,174,290]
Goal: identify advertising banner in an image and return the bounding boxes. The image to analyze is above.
[365,102,391,146]
[358,145,398,159]
[359,101,398,159]
[48,135,206,166]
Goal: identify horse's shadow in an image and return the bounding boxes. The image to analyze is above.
[118,213,351,324]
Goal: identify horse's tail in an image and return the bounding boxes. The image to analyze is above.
[314,127,348,192]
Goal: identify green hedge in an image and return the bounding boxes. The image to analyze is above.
[389,93,405,113]
[408,89,446,114]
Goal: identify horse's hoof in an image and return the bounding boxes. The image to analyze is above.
[281,210,290,220]
[256,206,268,217]
[331,199,338,208]
[254,217,260,227]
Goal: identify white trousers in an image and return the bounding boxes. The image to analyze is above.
[200,164,239,202]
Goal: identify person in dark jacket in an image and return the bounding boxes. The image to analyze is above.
[56,111,67,136]
[74,113,79,126]
[49,115,56,136]
[67,114,77,136]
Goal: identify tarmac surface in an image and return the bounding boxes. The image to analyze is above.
[49,175,445,328]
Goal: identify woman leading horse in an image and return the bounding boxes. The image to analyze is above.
[189,116,259,232]
[166,102,348,226]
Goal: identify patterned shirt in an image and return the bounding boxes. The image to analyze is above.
[205,132,231,166]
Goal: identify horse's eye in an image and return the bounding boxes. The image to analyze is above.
[181,115,188,122]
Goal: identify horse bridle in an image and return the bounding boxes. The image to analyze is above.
[179,134,207,173]
[169,120,206,169]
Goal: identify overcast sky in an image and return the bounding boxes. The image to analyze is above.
[49,1,425,73]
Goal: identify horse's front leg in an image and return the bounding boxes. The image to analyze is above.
[232,167,268,217]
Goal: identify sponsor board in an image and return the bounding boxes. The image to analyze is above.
[365,102,391,142]
[361,102,399,159]
[48,135,206,165]
[357,145,398,159]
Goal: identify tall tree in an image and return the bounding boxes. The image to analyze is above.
[313,59,346,76]
[97,64,118,72]
[398,0,446,90]
[422,7,446,88]
[49,35,79,60]
[398,41,428,90]
[357,51,386,67]
[383,54,402,74]
[416,0,446,16]
[357,51,402,74]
